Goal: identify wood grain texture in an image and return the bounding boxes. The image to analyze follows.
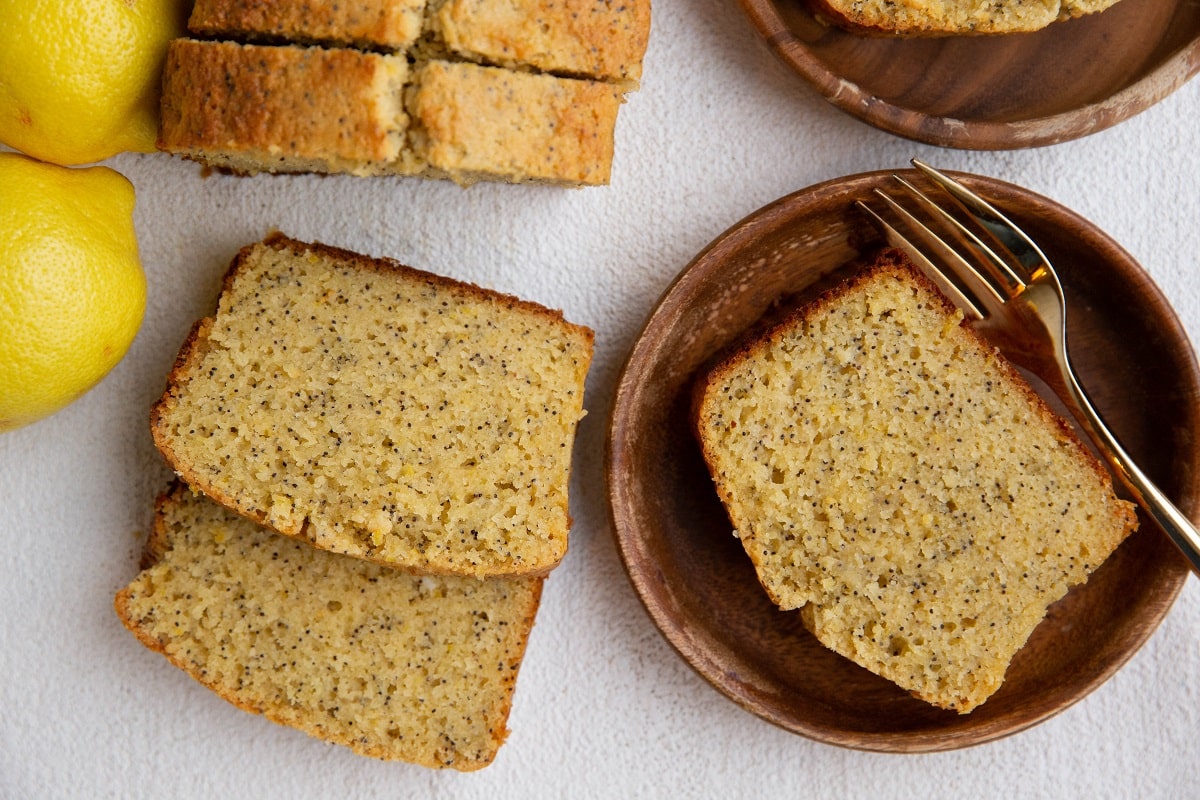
[738,0,1200,148]
[605,169,1199,752]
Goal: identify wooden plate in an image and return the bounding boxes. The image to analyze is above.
[606,168,1199,751]
[738,0,1200,148]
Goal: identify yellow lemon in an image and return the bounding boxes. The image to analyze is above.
[0,0,187,165]
[0,152,147,432]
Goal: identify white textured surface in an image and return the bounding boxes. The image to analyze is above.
[2,3,1199,797]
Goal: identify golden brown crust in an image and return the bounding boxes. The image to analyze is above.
[150,233,593,578]
[408,60,620,186]
[806,0,1123,37]
[158,41,625,184]
[158,39,408,174]
[189,0,426,50]
[431,0,651,86]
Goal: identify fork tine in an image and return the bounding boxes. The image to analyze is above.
[892,175,1027,298]
[911,159,1051,279]
[856,194,987,321]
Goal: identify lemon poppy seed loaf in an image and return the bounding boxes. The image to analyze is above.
[406,60,622,186]
[189,0,652,87]
[423,0,651,87]
[808,0,1123,36]
[115,484,542,769]
[151,234,594,578]
[158,39,623,185]
[692,250,1138,712]
[158,39,412,177]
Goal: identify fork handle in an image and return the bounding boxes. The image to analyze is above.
[1062,368,1200,576]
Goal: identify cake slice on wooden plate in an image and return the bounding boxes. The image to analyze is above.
[692,249,1137,712]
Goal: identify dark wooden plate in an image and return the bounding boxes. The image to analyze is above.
[738,0,1200,148]
[606,168,1199,751]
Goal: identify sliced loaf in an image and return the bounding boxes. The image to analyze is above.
[188,0,428,51]
[189,0,652,86]
[157,39,623,185]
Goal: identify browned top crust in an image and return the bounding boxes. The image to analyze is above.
[158,39,408,171]
[806,0,1123,37]
[408,60,622,185]
[189,0,427,50]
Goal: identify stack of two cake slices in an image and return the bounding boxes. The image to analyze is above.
[116,234,595,769]
[159,0,651,185]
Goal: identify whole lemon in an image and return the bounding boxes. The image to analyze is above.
[0,152,147,432]
[0,0,187,165]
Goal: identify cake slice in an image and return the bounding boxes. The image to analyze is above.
[188,0,429,51]
[808,0,1123,36]
[406,60,621,186]
[115,484,542,769]
[150,233,594,577]
[158,39,414,176]
[692,249,1138,712]
[422,0,651,87]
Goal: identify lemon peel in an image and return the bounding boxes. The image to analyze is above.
[0,0,187,165]
[0,152,147,431]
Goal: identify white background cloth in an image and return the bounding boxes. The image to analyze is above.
[2,2,1198,797]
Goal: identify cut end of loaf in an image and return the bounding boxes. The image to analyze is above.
[160,0,651,185]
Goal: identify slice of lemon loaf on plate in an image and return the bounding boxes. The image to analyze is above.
[188,0,652,87]
[692,249,1137,712]
[151,233,594,578]
[115,483,542,769]
[808,0,1124,36]
[421,0,651,86]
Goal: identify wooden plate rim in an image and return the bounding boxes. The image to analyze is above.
[606,168,1197,751]
[736,0,1200,149]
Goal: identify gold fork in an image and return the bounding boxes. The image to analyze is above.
[858,159,1200,576]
